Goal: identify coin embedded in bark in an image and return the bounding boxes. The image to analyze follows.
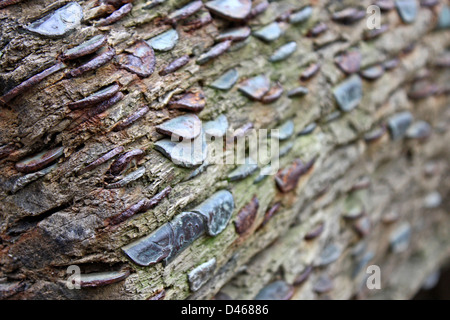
[406,120,431,139]
[216,26,251,42]
[116,41,156,77]
[155,131,207,168]
[63,35,107,60]
[148,29,179,51]
[271,120,294,141]
[156,114,202,140]
[26,2,83,38]
[253,22,283,42]
[269,42,297,62]
[15,147,64,174]
[390,223,411,253]
[437,5,450,29]
[196,40,232,65]
[360,64,385,80]
[79,270,130,288]
[192,190,234,236]
[169,91,206,112]
[228,158,258,181]
[238,75,271,100]
[254,281,294,300]
[313,275,334,294]
[188,259,217,292]
[335,50,362,74]
[205,0,252,21]
[387,111,413,140]
[289,6,313,24]
[333,75,363,112]
[315,243,342,266]
[210,69,239,90]
[203,115,229,138]
[395,0,418,24]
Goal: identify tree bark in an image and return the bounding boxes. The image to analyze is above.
[0,0,449,300]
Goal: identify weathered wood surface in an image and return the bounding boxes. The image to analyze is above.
[0,0,449,299]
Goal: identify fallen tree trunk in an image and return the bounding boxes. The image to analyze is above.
[0,0,449,300]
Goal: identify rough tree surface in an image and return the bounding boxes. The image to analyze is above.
[0,0,449,300]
